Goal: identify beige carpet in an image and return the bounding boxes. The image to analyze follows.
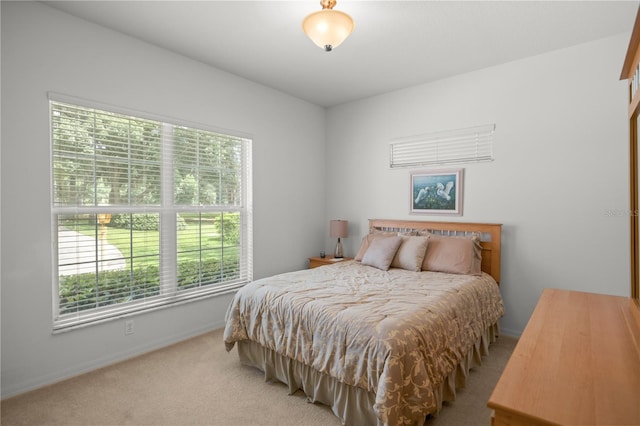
[1,328,517,426]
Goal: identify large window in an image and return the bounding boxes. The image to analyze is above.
[51,98,252,330]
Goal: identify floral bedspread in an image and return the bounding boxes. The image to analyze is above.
[223,260,504,425]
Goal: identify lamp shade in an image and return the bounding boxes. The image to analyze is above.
[302,9,354,51]
[330,220,348,238]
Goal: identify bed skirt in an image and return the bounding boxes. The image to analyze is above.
[236,322,500,426]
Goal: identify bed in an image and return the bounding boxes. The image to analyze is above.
[224,219,504,426]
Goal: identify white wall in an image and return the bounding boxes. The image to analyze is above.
[325,33,631,337]
[0,2,326,398]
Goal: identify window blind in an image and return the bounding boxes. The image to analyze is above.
[389,124,495,168]
[51,99,252,331]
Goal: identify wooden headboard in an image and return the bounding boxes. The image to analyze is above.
[368,219,503,284]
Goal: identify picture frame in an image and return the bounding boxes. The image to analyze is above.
[410,168,464,215]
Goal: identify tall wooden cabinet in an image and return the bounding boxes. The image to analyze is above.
[621,6,640,303]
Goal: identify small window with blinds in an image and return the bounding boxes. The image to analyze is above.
[50,98,252,330]
[389,124,495,168]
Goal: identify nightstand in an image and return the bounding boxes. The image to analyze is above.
[309,256,353,269]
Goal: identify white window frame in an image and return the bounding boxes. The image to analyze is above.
[50,94,253,331]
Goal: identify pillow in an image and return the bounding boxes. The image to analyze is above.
[361,236,403,271]
[390,236,430,272]
[421,234,482,275]
[354,232,396,261]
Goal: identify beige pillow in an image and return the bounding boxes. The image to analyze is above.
[361,236,403,271]
[421,234,482,275]
[390,236,430,272]
[355,232,396,261]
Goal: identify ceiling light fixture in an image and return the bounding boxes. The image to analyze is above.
[302,0,354,52]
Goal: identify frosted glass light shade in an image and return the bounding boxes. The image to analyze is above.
[302,9,354,51]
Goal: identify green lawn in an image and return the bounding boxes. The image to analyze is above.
[73,222,237,269]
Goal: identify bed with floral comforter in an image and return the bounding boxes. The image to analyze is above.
[224,259,504,426]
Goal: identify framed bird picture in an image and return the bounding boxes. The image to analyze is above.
[410,168,463,215]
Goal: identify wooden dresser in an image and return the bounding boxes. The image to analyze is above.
[488,288,640,425]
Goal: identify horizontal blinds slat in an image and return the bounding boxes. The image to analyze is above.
[390,124,495,168]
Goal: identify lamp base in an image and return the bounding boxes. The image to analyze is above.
[334,238,343,258]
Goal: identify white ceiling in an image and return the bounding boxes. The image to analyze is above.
[45,1,639,107]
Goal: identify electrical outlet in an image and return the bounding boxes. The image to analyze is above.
[124,319,134,335]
